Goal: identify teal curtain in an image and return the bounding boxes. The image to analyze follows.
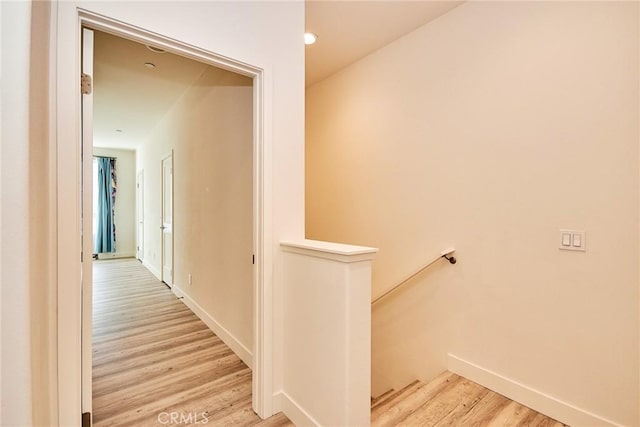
[95,157,116,253]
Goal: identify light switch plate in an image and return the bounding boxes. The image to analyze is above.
[559,229,586,252]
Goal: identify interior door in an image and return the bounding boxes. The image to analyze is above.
[137,170,144,261]
[161,153,173,286]
[81,27,94,417]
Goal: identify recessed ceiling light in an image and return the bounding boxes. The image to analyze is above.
[304,32,318,45]
[146,45,166,54]
[144,62,156,69]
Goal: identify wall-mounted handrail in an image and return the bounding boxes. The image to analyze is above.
[371,248,457,306]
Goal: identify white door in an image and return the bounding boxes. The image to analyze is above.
[80,27,94,417]
[161,153,173,286]
[137,170,144,261]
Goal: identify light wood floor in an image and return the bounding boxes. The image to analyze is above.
[92,258,292,427]
[371,372,568,427]
[95,259,566,427]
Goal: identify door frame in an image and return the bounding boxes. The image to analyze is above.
[160,151,173,286]
[55,7,271,424]
[137,169,144,261]
[80,27,94,417]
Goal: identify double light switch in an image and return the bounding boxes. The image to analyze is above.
[559,229,585,252]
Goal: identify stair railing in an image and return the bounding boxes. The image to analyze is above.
[371,248,457,306]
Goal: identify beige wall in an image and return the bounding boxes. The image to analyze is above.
[1,1,56,425]
[137,66,254,355]
[306,2,639,425]
[93,147,136,259]
[1,2,34,424]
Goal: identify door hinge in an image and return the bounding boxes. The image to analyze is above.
[82,412,91,427]
[81,73,92,95]
[252,254,255,265]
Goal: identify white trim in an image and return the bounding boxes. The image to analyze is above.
[142,260,161,280]
[173,285,253,368]
[56,3,84,424]
[96,251,136,260]
[281,239,378,263]
[136,169,144,261]
[80,27,95,415]
[77,10,261,77]
[160,150,173,286]
[56,8,272,422]
[448,354,620,427]
[251,67,273,418]
[273,392,321,427]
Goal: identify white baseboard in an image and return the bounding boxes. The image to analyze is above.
[173,285,253,369]
[448,354,619,427]
[273,391,320,427]
[142,260,161,280]
[96,251,136,260]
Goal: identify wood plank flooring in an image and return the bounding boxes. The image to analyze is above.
[94,259,567,426]
[92,258,292,427]
[371,372,568,427]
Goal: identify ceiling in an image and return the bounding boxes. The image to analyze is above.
[93,1,462,150]
[305,1,463,85]
[93,31,208,149]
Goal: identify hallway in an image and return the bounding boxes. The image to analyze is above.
[92,258,292,426]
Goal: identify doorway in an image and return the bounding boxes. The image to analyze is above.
[161,152,173,286]
[81,23,261,423]
[55,8,275,425]
[137,170,144,261]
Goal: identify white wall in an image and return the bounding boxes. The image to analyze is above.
[1,3,33,425]
[1,1,55,425]
[137,66,254,361]
[54,1,304,424]
[93,147,136,259]
[306,2,639,426]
